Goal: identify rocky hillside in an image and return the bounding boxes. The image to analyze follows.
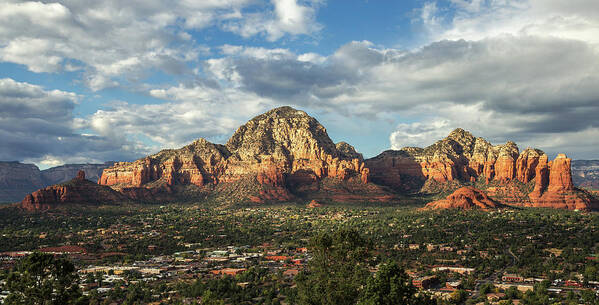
[20,171,129,211]
[572,160,599,190]
[99,106,387,204]
[0,162,113,203]
[367,129,598,211]
[424,186,501,210]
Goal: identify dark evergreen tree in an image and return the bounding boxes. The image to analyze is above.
[5,252,86,305]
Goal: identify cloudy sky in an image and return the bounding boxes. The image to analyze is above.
[1,0,599,168]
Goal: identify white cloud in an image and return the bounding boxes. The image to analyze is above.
[422,0,599,44]
[222,0,322,41]
[390,119,452,149]
[189,35,599,157]
[0,78,138,164]
[83,83,278,151]
[0,0,321,91]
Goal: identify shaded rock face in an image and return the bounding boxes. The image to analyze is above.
[41,162,113,186]
[425,186,500,210]
[20,171,129,211]
[99,106,375,203]
[571,160,599,190]
[0,162,44,203]
[0,162,113,203]
[367,129,595,210]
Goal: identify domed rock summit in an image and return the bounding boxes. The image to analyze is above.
[424,186,501,210]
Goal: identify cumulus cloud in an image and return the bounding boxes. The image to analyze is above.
[82,83,279,151]
[0,0,322,91]
[390,120,452,149]
[422,0,599,44]
[0,78,139,167]
[78,22,599,159]
[222,0,322,41]
[191,31,599,157]
[4,0,599,164]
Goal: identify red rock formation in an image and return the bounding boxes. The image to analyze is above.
[547,154,575,192]
[98,106,385,204]
[424,186,500,210]
[307,200,322,208]
[530,154,549,199]
[493,143,519,182]
[100,138,229,190]
[21,171,129,211]
[527,154,593,210]
[76,170,85,180]
[367,129,594,210]
[516,148,542,184]
[366,130,523,191]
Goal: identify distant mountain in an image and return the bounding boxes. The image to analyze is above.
[0,162,113,203]
[0,162,45,203]
[572,160,599,190]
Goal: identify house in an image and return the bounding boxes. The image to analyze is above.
[502,274,524,282]
[413,276,438,289]
[39,245,86,255]
[210,268,247,276]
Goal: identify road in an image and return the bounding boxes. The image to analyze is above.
[472,246,519,298]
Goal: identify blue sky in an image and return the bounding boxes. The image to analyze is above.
[1,0,599,168]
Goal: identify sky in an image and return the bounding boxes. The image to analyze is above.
[1,0,599,168]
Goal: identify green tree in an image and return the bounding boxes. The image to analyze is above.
[358,261,436,305]
[296,228,372,305]
[4,252,86,305]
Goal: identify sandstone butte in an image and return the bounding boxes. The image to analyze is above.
[307,200,323,208]
[20,171,129,211]
[98,106,390,204]
[20,107,598,211]
[424,186,501,210]
[368,128,598,211]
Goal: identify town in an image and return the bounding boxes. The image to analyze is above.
[1,204,598,304]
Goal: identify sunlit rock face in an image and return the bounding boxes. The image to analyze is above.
[99,106,378,204]
[424,186,501,210]
[368,129,597,210]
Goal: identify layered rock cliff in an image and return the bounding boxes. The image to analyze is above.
[99,106,384,203]
[424,186,501,210]
[366,129,530,189]
[527,154,596,210]
[20,171,129,211]
[367,129,596,210]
